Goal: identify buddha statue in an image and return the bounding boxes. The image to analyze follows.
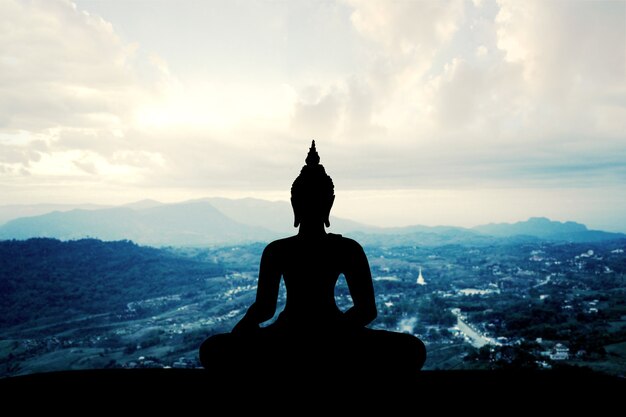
[199,141,426,380]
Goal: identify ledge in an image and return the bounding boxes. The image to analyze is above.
[1,368,623,410]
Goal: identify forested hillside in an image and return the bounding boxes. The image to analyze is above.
[0,239,224,329]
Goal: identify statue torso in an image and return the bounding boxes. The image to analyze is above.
[269,233,355,329]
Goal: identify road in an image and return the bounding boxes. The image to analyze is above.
[451,308,499,348]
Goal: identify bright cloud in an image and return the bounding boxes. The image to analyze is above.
[0,0,141,131]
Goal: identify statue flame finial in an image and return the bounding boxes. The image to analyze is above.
[305,140,320,166]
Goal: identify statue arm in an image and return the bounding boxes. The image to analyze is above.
[232,243,281,333]
[343,240,377,327]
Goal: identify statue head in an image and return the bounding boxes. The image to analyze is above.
[291,140,335,228]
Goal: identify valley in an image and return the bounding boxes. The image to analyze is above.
[2,237,625,377]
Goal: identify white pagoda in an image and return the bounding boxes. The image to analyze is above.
[416,266,426,285]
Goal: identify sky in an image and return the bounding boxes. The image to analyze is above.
[0,0,625,231]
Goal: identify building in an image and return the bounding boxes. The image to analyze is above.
[549,343,570,360]
[416,266,426,286]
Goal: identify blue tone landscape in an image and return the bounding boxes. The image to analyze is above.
[1,199,625,378]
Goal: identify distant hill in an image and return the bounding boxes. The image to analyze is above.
[0,203,109,226]
[472,217,625,242]
[0,200,623,246]
[203,197,370,235]
[0,199,369,246]
[0,201,278,246]
[344,224,502,247]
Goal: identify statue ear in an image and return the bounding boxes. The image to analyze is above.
[291,197,300,228]
[324,195,335,228]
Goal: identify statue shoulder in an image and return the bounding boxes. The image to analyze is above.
[263,236,297,254]
[329,233,365,253]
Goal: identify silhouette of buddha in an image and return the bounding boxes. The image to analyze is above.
[199,141,426,380]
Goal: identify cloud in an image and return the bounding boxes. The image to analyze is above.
[1,0,625,225]
[341,0,465,129]
[0,0,144,131]
[496,0,626,139]
[496,0,625,87]
[0,0,173,183]
[291,87,342,139]
[288,0,466,144]
[322,0,626,190]
[488,0,626,151]
[136,0,625,194]
[346,0,463,61]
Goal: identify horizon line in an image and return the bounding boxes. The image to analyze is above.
[1,195,624,234]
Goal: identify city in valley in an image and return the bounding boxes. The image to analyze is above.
[1,238,625,378]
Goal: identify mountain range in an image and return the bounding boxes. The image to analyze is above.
[0,198,624,246]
